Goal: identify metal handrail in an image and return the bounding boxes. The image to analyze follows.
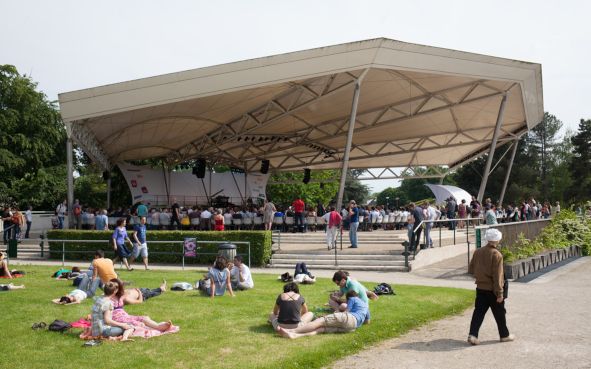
[43,238,251,269]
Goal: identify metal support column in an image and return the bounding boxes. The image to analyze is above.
[477,93,508,203]
[106,176,112,210]
[65,123,74,229]
[498,138,520,207]
[336,69,368,211]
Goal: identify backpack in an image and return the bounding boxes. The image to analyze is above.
[280,272,293,282]
[171,282,193,291]
[48,319,72,333]
[373,283,395,295]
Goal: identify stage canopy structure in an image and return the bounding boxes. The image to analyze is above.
[58,38,543,211]
[425,184,473,205]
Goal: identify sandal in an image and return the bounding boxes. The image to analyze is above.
[31,322,47,330]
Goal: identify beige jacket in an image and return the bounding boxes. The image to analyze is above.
[468,243,504,298]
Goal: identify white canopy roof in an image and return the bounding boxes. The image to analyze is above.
[425,184,473,205]
[58,38,543,174]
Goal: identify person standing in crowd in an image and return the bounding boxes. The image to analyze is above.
[213,210,224,231]
[131,216,149,270]
[485,205,498,225]
[422,202,441,248]
[263,199,276,231]
[112,218,134,271]
[554,201,561,214]
[347,200,359,248]
[410,203,423,251]
[2,207,12,244]
[95,209,109,231]
[292,196,305,233]
[323,206,342,250]
[72,199,82,229]
[170,200,181,230]
[56,199,67,229]
[11,208,25,240]
[446,197,457,230]
[136,200,148,218]
[467,228,514,345]
[458,199,467,229]
[24,205,33,239]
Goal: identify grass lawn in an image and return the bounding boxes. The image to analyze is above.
[0,265,472,369]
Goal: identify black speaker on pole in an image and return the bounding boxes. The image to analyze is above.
[260,159,270,174]
[102,170,110,180]
[193,159,206,179]
[303,168,311,184]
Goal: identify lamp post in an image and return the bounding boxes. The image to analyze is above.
[386,196,390,211]
[395,197,400,209]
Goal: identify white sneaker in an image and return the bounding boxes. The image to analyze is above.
[500,334,515,342]
[467,335,480,345]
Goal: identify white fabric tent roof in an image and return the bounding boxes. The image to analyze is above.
[58,38,543,173]
[425,184,473,205]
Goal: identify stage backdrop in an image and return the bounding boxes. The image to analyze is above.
[118,163,269,207]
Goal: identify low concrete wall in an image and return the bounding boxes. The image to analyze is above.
[504,245,583,279]
[409,243,471,271]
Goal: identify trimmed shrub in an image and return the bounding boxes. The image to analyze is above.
[46,230,272,267]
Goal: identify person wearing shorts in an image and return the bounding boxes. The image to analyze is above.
[131,216,149,270]
[277,291,369,339]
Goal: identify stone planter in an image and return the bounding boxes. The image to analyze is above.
[504,245,582,279]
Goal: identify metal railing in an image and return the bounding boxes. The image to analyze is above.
[43,238,251,270]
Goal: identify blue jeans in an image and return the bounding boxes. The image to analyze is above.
[294,212,305,232]
[349,222,359,247]
[78,274,100,297]
[424,222,433,247]
[58,216,65,229]
[407,224,413,246]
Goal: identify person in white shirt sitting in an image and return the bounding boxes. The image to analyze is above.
[228,256,254,290]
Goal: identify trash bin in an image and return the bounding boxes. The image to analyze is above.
[218,243,237,261]
[8,239,17,258]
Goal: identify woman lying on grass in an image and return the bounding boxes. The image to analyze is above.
[277,291,370,339]
[111,278,167,304]
[53,273,96,304]
[109,278,173,332]
[268,282,314,331]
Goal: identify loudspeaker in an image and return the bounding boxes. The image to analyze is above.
[303,168,311,184]
[260,160,270,174]
[193,159,206,179]
[102,171,110,180]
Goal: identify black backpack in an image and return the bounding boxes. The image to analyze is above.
[49,319,72,333]
[373,283,395,295]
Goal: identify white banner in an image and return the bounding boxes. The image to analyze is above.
[118,163,269,206]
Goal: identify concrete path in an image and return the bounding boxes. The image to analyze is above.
[331,256,591,369]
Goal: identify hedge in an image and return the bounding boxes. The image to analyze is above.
[46,230,272,267]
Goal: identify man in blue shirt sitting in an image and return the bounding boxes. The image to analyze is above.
[277,290,369,339]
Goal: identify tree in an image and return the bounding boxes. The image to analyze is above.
[0,65,67,208]
[266,170,340,209]
[568,119,591,202]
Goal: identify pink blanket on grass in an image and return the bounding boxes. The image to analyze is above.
[79,323,179,340]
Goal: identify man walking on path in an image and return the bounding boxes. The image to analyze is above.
[323,206,342,250]
[409,203,423,251]
[131,216,149,270]
[467,228,514,345]
[56,200,67,229]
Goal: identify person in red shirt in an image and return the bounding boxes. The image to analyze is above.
[292,197,305,233]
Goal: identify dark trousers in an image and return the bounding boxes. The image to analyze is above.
[411,226,422,250]
[140,287,162,301]
[294,262,312,277]
[294,212,304,232]
[170,218,181,230]
[3,226,11,244]
[469,289,510,338]
[447,211,456,230]
[25,221,32,238]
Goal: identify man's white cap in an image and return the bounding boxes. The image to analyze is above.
[484,228,503,242]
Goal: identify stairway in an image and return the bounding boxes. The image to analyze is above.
[270,230,412,272]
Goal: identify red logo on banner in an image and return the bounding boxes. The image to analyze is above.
[131,180,137,188]
[141,186,148,193]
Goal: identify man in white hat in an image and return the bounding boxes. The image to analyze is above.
[467,228,514,345]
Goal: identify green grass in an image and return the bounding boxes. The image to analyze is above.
[1,266,472,369]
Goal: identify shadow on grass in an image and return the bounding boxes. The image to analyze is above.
[248,323,274,334]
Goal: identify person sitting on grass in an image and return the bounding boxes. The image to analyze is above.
[109,279,173,332]
[90,281,135,340]
[328,270,377,312]
[112,218,134,271]
[229,255,254,290]
[277,290,369,339]
[110,278,167,304]
[269,282,314,331]
[0,251,24,279]
[204,256,234,298]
